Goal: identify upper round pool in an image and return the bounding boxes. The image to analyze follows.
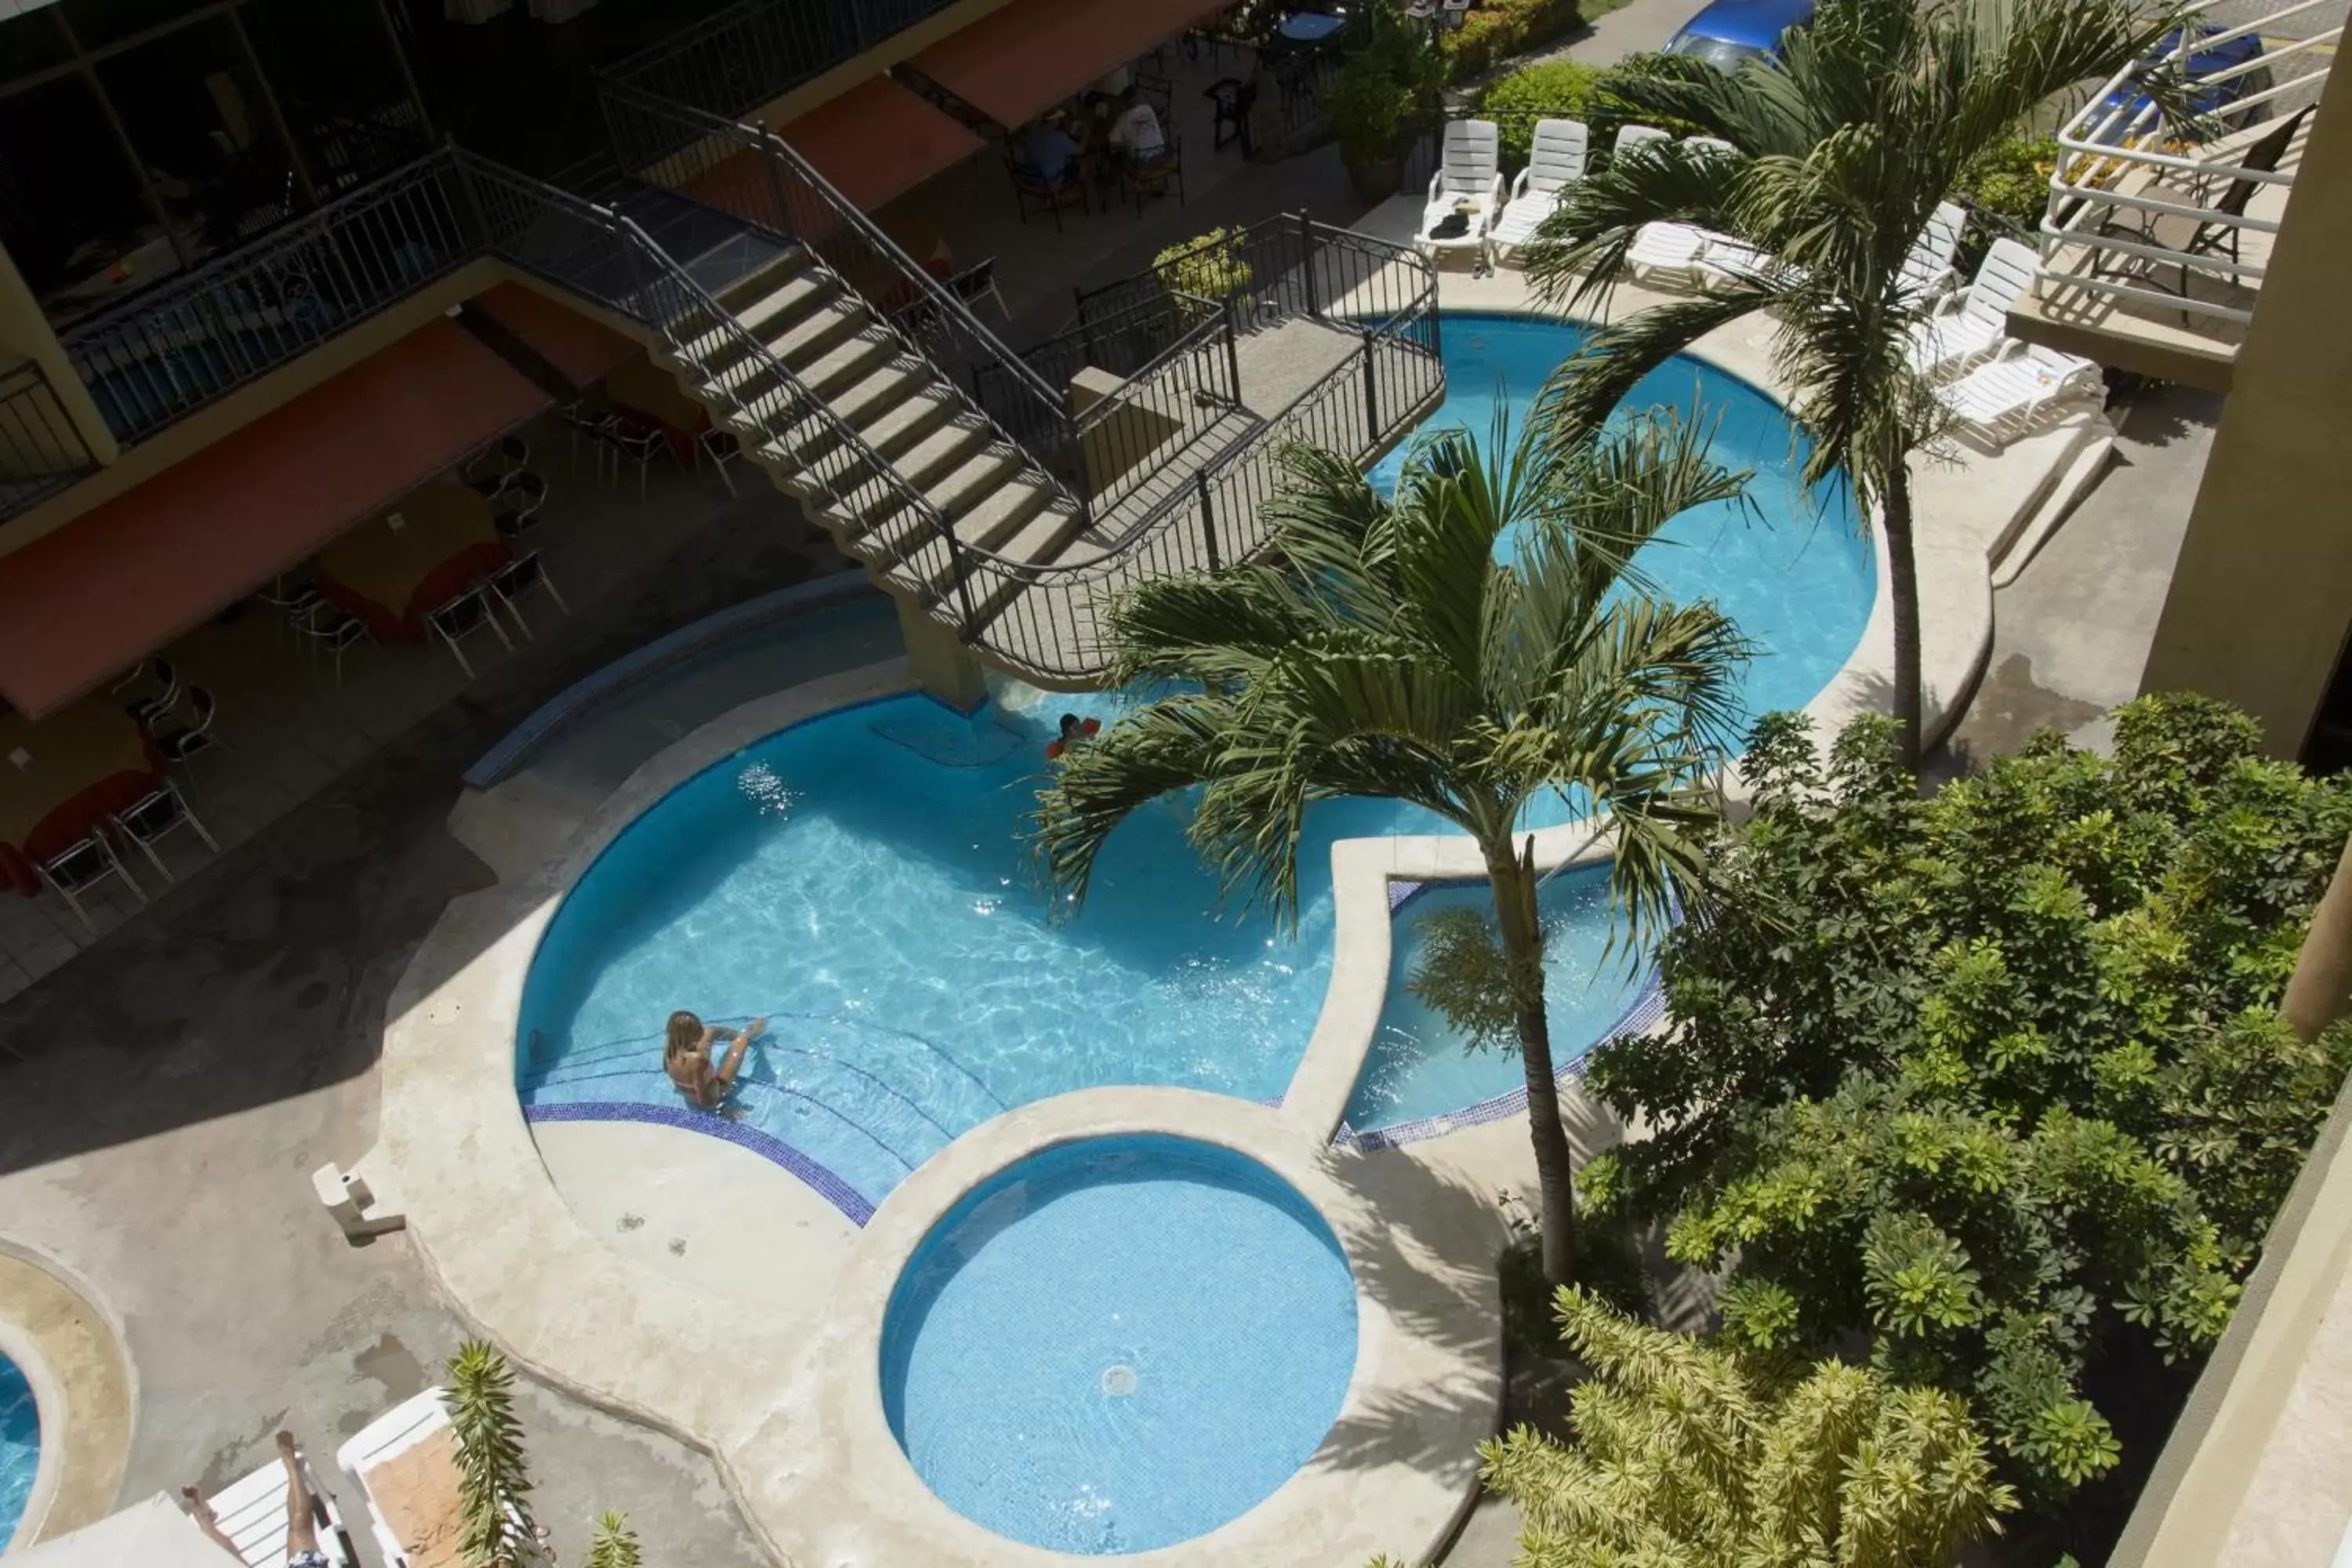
[880,1136,1356,1554]
[516,313,1873,1213]
[0,1352,39,1545]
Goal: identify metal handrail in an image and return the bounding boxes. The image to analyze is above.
[602,0,962,127]
[0,358,98,524]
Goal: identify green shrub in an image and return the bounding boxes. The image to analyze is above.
[1156,227,1252,300]
[1330,3,1446,164]
[1959,132,2060,236]
[1440,0,1586,82]
[1475,59,1605,163]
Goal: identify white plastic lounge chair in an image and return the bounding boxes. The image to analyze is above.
[1896,200,1969,305]
[1488,118,1588,266]
[1683,135,1740,160]
[204,1448,359,1568]
[1936,343,2103,447]
[1419,118,1505,272]
[1628,221,1715,286]
[1613,123,1671,160]
[1903,237,2041,378]
[338,1388,549,1568]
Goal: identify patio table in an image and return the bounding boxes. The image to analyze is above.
[318,481,512,641]
[1421,195,1495,276]
[0,697,163,896]
[606,352,710,465]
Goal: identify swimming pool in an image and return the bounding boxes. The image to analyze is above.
[517,314,1872,1214]
[880,1137,1356,1554]
[1343,868,1653,1138]
[0,1354,38,1545]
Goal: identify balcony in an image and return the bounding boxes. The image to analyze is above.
[2010,0,2339,391]
[600,0,971,130]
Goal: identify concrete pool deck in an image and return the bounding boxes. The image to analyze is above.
[379,256,2111,1566]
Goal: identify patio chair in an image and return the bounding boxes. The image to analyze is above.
[1206,78,1249,152]
[1935,343,2103,448]
[198,1441,358,1568]
[338,1388,551,1568]
[258,579,332,647]
[300,612,370,689]
[1627,222,1715,287]
[561,400,615,475]
[699,427,742,495]
[487,550,572,640]
[947,258,1011,321]
[1005,153,1090,231]
[122,655,181,730]
[1896,200,1969,305]
[109,779,220,884]
[1121,135,1186,216]
[38,831,143,932]
[426,586,512,678]
[464,432,530,493]
[1697,232,1806,290]
[152,685,218,780]
[492,471,548,541]
[1488,118,1588,267]
[1611,123,1671,163]
[1419,120,1504,260]
[2095,105,2311,300]
[598,417,672,502]
[1901,237,2040,378]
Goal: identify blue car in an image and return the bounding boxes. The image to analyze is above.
[2096,25,2274,140]
[1664,0,1817,71]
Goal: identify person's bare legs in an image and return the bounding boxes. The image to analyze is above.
[277,1431,321,1561]
[713,1017,763,1096]
[183,1486,241,1560]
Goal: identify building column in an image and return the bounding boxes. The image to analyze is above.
[0,245,118,468]
[2139,79,2352,755]
[895,595,989,712]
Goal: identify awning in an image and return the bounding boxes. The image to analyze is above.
[0,318,547,716]
[686,76,985,220]
[912,0,1225,129]
[468,281,641,388]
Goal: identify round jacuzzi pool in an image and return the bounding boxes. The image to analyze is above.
[0,1352,39,1545]
[880,1137,1357,1555]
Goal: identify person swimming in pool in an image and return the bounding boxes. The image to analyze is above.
[1046,712,1100,760]
[664,1010,765,1109]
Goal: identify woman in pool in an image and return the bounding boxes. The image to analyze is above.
[664,1011,766,1109]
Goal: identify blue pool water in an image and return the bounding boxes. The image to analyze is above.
[1374,314,1871,724]
[880,1137,1356,1553]
[517,314,1874,1211]
[1344,868,1651,1134]
[0,1354,38,1545]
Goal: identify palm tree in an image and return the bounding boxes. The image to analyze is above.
[1524,0,2185,768]
[1032,408,1753,1287]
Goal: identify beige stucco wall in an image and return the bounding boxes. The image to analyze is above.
[2138,77,2352,757]
[0,247,118,470]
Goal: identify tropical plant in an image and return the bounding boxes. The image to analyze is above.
[448,1342,540,1568]
[584,1513,641,1568]
[1958,133,2063,238]
[1439,0,1588,83]
[1581,698,2352,1495]
[1031,407,1754,1288]
[1481,1287,2016,1565]
[1473,59,1605,165]
[1328,0,1447,177]
[1523,0,2187,768]
[1157,227,1254,329]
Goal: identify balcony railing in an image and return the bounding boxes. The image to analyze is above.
[58,155,476,448]
[601,0,964,128]
[2037,0,2339,332]
[0,359,99,524]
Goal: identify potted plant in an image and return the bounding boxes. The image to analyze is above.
[1330,58,1415,199]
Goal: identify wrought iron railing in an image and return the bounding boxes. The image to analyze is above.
[59,154,476,447]
[601,0,963,127]
[0,359,99,524]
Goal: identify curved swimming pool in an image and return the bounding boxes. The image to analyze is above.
[0,1353,38,1544]
[517,314,1873,1212]
[880,1137,1356,1554]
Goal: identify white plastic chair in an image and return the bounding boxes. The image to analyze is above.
[1418,119,1505,268]
[1612,123,1671,160]
[1628,221,1715,287]
[202,1446,358,1568]
[1903,237,2041,378]
[1488,118,1588,266]
[1897,201,1969,305]
[1936,343,2103,447]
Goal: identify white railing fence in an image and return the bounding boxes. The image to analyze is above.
[2039,0,2339,328]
